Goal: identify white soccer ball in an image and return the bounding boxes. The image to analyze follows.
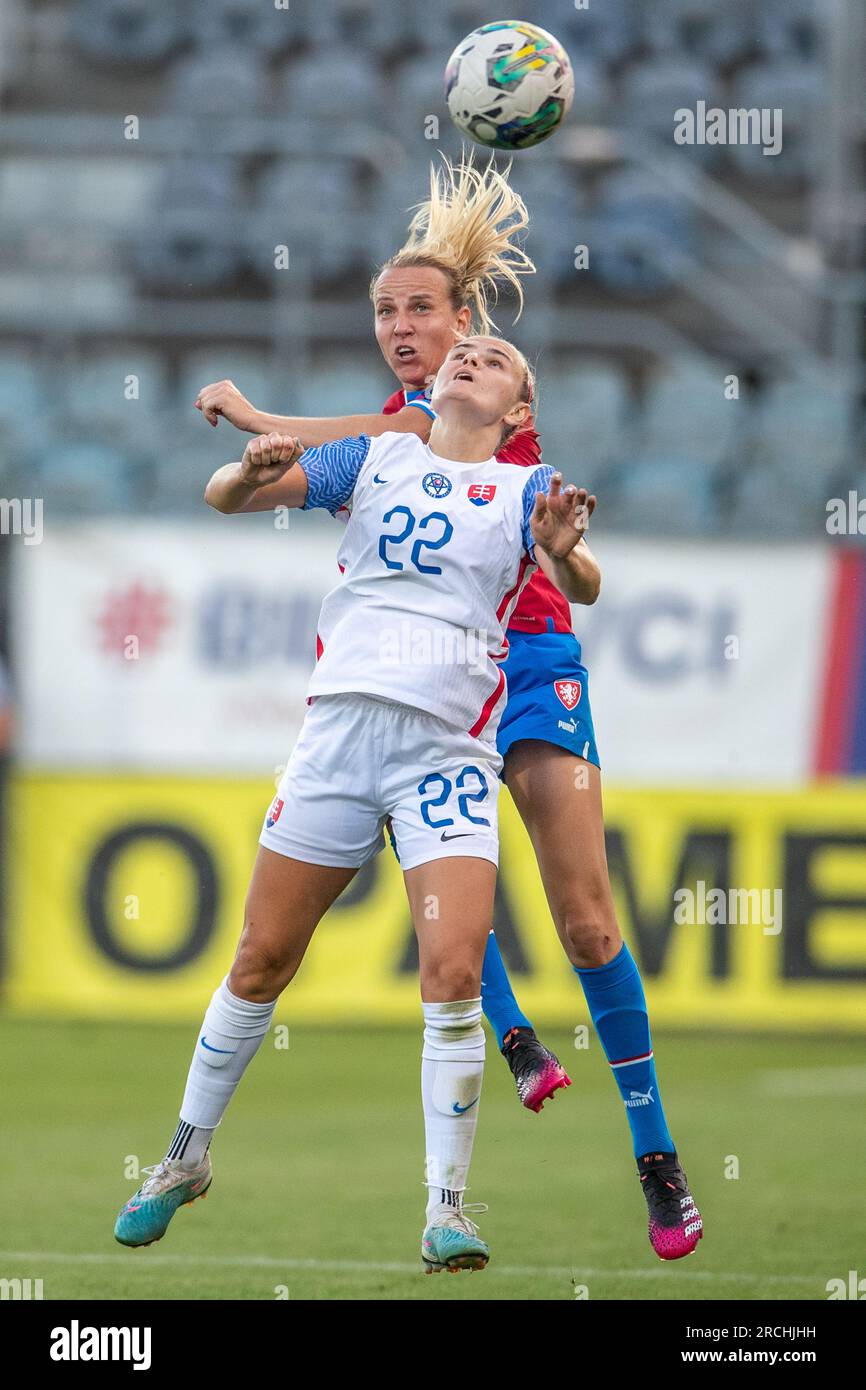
[444,20,574,150]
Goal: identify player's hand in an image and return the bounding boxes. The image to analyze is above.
[530,476,595,559]
[195,379,257,431]
[239,434,304,489]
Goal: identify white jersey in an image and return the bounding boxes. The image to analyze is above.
[299,431,553,739]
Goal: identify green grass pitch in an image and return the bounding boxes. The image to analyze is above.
[3,1018,863,1301]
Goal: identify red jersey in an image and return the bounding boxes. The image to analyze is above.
[382,388,572,634]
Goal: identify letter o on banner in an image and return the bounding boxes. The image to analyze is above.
[84,822,218,972]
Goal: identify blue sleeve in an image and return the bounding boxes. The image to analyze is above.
[404,387,437,421]
[520,464,554,557]
[300,435,372,514]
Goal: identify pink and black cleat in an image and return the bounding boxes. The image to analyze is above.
[638,1150,703,1260]
[501,1026,571,1113]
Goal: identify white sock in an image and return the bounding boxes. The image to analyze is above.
[421,998,485,1222]
[168,976,277,1166]
[165,1117,214,1168]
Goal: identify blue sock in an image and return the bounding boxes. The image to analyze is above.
[481,930,532,1044]
[575,942,674,1159]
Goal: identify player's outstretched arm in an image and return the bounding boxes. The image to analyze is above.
[530,475,601,605]
[204,433,307,514]
[195,378,433,445]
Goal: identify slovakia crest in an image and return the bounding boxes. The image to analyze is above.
[266,797,284,829]
[468,483,497,507]
[422,471,452,498]
[554,679,581,711]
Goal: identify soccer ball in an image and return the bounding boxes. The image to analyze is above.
[444,20,574,151]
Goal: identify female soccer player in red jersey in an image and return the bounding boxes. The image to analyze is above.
[194,156,702,1261]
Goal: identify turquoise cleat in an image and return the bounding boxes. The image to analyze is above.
[114,1154,212,1248]
[421,1202,489,1273]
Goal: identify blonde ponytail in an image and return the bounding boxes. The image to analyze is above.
[371,150,535,333]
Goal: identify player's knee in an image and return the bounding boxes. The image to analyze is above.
[230,936,294,1000]
[420,957,480,1003]
[558,883,621,968]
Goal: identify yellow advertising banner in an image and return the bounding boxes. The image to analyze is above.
[6,772,866,1030]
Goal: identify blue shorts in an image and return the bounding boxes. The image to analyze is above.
[495,628,600,768]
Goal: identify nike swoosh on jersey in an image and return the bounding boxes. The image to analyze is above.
[372,473,388,484]
[440,831,472,841]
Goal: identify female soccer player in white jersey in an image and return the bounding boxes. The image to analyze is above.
[192,156,703,1261]
[115,336,591,1272]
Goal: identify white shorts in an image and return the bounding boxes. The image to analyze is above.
[259,692,502,872]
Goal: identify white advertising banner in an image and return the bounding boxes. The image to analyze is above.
[15,523,830,782]
[15,517,336,773]
[571,540,830,785]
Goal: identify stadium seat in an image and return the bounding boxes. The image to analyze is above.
[31,441,142,514]
[132,158,244,293]
[64,348,167,435]
[538,360,631,484]
[253,158,370,281]
[146,419,234,513]
[752,380,852,474]
[729,379,854,535]
[0,157,159,233]
[638,0,755,67]
[189,0,295,55]
[276,48,381,128]
[178,350,277,421]
[71,0,182,66]
[0,0,25,97]
[1,157,159,230]
[0,352,52,438]
[727,62,823,187]
[393,56,448,137]
[559,53,610,120]
[295,354,393,417]
[509,163,587,287]
[611,362,739,533]
[591,172,695,296]
[728,462,809,536]
[131,211,241,293]
[302,0,401,54]
[556,0,638,66]
[0,435,22,497]
[154,158,240,213]
[755,0,823,61]
[166,48,269,117]
[446,0,500,33]
[637,361,739,469]
[616,455,718,534]
[257,159,359,221]
[367,164,440,267]
[621,57,723,166]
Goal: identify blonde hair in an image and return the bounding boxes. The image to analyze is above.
[370,150,535,334]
